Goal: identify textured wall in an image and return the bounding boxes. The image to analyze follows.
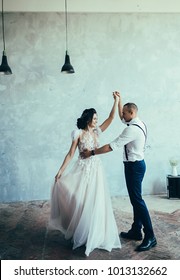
[5,0,180,13]
[0,12,180,202]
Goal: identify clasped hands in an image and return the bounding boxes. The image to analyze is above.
[113,91,120,100]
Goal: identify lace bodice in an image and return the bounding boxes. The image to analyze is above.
[78,130,101,152]
[71,127,102,153]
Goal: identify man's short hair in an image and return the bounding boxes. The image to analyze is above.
[124,103,138,113]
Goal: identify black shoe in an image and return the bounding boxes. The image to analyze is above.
[135,236,157,252]
[120,230,143,241]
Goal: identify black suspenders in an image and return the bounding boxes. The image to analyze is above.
[132,124,147,139]
[124,123,147,161]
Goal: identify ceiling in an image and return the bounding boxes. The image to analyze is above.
[4,0,180,13]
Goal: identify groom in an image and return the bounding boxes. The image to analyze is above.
[81,92,157,252]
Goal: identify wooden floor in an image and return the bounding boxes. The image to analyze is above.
[0,197,179,260]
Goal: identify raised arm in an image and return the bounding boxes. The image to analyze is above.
[99,93,119,132]
[55,137,79,181]
[115,91,123,120]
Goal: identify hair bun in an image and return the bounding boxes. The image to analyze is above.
[76,108,96,129]
[77,118,84,129]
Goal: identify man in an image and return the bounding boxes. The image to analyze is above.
[81,92,157,252]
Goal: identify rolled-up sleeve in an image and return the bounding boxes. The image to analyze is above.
[110,135,124,151]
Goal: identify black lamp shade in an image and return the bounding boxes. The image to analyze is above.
[61,51,75,74]
[0,51,12,75]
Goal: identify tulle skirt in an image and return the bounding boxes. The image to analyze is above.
[49,156,121,256]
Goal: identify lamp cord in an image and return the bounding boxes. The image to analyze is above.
[1,0,5,51]
[65,0,68,51]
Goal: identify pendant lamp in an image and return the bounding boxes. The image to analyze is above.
[61,0,74,74]
[0,0,12,75]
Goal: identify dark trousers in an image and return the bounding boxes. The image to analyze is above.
[124,160,154,238]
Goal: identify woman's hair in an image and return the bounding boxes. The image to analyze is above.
[77,108,97,129]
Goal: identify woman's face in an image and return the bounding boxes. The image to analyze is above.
[89,113,98,128]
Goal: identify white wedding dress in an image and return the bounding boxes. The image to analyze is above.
[49,127,121,256]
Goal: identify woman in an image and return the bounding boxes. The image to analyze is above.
[49,93,121,256]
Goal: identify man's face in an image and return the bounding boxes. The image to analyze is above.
[122,106,133,122]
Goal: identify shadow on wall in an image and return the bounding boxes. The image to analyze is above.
[152,178,166,194]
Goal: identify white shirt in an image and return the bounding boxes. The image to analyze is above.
[110,117,147,162]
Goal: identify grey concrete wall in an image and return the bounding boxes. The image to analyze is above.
[0,12,180,202]
[5,0,180,13]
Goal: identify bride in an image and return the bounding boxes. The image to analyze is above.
[49,93,121,256]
